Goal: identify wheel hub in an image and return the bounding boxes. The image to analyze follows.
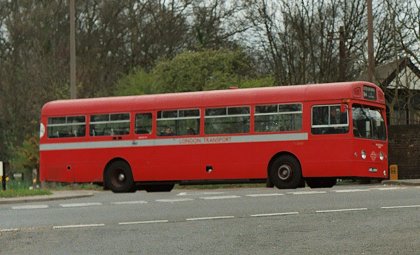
[278,164,292,180]
[118,173,126,182]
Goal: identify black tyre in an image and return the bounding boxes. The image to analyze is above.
[269,155,302,189]
[306,178,337,188]
[104,161,135,193]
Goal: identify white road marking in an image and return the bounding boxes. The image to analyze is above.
[60,202,102,208]
[245,193,284,197]
[200,195,241,200]
[316,208,368,213]
[111,201,148,205]
[119,220,169,225]
[186,216,235,221]
[12,205,49,210]
[381,205,420,209]
[155,198,194,203]
[177,191,225,196]
[53,223,105,229]
[0,228,19,232]
[371,187,406,191]
[335,189,370,193]
[250,212,299,217]
[289,191,327,195]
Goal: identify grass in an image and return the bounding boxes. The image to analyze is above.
[44,182,103,191]
[0,189,52,198]
[0,180,52,198]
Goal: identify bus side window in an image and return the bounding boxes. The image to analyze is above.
[48,116,86,138]
[157,109,200,137]
[311,105,348,135]
[204,106,250,135]
[90,113,130,136]
[135,113,152,134]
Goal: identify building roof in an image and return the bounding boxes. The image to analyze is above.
[360,58,420,90]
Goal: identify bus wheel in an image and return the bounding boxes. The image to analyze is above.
[306,178,337,188]
[104,161,135,193]
[269,155,302,189]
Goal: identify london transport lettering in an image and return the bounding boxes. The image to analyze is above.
[178,136,232,145]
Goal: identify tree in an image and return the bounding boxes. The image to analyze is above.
[188,0,248,50]
[115,49,272,96]
[0,0,69,160]
[242,0,369,85]
[154,49,259,92]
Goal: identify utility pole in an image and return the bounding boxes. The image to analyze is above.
[70,0,77,99]
[367,0,375,82]
[329,26,347,82]
[339,26,346,82]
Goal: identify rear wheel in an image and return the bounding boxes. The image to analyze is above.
[269,155,302,189]
[104,161,135,193]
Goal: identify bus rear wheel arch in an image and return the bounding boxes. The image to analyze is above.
[104,159,135,193]
[268,154,302,189]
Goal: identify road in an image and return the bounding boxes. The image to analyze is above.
[1,184,420,254]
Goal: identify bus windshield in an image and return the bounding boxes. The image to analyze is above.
[352,104,386,140]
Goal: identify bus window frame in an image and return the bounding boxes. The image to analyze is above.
[89,112,131,137]
[254,102,303,133]
[204,105,251,135]
[156,108,201,137]
[47,115,87,139]
[135,112,153,135]
[311,104,349,135]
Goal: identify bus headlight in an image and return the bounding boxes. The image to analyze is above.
[379,152,384,161]
[361,150,367,160]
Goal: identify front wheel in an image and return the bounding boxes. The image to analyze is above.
[104,161,135,193]
[269,155,302,189]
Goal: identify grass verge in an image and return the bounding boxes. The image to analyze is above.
[0,189,52,198]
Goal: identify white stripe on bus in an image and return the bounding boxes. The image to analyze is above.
[39,133,308,151]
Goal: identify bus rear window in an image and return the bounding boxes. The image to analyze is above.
[47,116,86,138]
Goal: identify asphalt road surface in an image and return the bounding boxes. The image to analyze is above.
[1,184,420,254]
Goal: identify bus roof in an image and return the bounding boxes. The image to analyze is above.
[41,81,382,116]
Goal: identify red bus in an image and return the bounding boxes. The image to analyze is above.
[39,81,388,192]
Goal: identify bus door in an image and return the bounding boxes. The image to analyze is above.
[131,112,156,180]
